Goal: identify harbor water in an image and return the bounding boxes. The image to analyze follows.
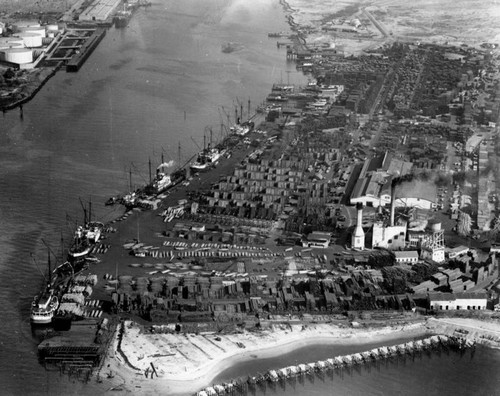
[0,0,499,395]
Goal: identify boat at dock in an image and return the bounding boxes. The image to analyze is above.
[190,146,223,172]
[31,288,59,324]
[67,221,103,262]
[144,162,172,195]
[31,252,59,325]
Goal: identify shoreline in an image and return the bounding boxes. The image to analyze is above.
[99,316,500,395]
[0,64,62,112]
[103,320,431,395]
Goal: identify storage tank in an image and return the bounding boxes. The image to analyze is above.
[18,26,46,38]
[46,24,59,32]
[12,21,40,32]
[0,37,24,49]
[14,32,42,48]
[0,48,33,64]
[430,221,442,232]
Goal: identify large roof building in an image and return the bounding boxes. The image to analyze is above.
[350,152,412,207]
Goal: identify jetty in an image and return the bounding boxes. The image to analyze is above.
[194,335,475,396]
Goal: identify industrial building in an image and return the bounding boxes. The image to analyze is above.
[429,292,488,311]
[350,152,412,207]
[78,0,122,22]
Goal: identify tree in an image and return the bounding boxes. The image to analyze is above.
[3,68,15,80]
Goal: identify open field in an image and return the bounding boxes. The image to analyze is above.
[285,0,500,54]
[0,0,80,15]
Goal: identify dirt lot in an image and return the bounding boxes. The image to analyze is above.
[285,0,500,53]
[0,0,79,15]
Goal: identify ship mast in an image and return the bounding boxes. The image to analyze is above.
[148,157,152,184]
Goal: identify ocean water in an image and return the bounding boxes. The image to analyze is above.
[214,341,500,396]
[0,0,498,395]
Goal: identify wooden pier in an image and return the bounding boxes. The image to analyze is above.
[193,335,475,396]
[38,318,114,381]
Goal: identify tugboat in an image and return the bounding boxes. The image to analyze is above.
[31,251,59,325]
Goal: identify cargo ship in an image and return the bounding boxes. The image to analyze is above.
[31,289,59,324]
[31,251,59,325]
[190,146,223,172]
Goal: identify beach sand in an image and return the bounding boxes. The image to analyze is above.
[100,320,431,395]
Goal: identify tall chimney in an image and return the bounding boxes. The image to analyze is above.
[356,202,363,226]
[352,202,365,250]
[390,182,396,227]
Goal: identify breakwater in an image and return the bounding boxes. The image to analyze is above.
[194,335,474,396]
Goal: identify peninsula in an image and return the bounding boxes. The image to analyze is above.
[23,1,500,395]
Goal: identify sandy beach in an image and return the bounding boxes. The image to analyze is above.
[100,320,430,395]
[96,316,500,395]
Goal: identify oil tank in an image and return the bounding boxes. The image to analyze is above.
[0,48,33,64]
[12,21,40,32]
[46,24,59,32]
[18,26,46,38]
[430,221,442,232]
[0,37,24,50]
[14,32,42,48]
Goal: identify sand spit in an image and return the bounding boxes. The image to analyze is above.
[98,317,500,395]
[102,320,429,395]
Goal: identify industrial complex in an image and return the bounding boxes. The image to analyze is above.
[1,0,499,394]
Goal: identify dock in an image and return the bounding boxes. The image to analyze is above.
[38,317,115,380]
[66,28,107,72]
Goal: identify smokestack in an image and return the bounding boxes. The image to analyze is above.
[390,183,396,227]
[352,202,365,250]
[356,202,363,226]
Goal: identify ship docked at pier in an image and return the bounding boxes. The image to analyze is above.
[67,221,104,262]
[31,251,59,325]
[190,146,223,172]
[31,288,59,324]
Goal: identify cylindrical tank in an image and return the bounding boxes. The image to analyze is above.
[46,24,59,32]
[0,37,24,49]
[1,48,33,64]
[12,21,40,32]
[14,32,42,48]
[18,26,46,38]
[430,221,441,232]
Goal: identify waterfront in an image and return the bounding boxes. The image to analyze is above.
[0,1,304,394]
[214,343,500,396]
[1,1,500,396]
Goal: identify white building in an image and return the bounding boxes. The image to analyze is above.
[394,250,419,264]
[303,231,331,248]
[372,222,406,250]
[429,292,488,311]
